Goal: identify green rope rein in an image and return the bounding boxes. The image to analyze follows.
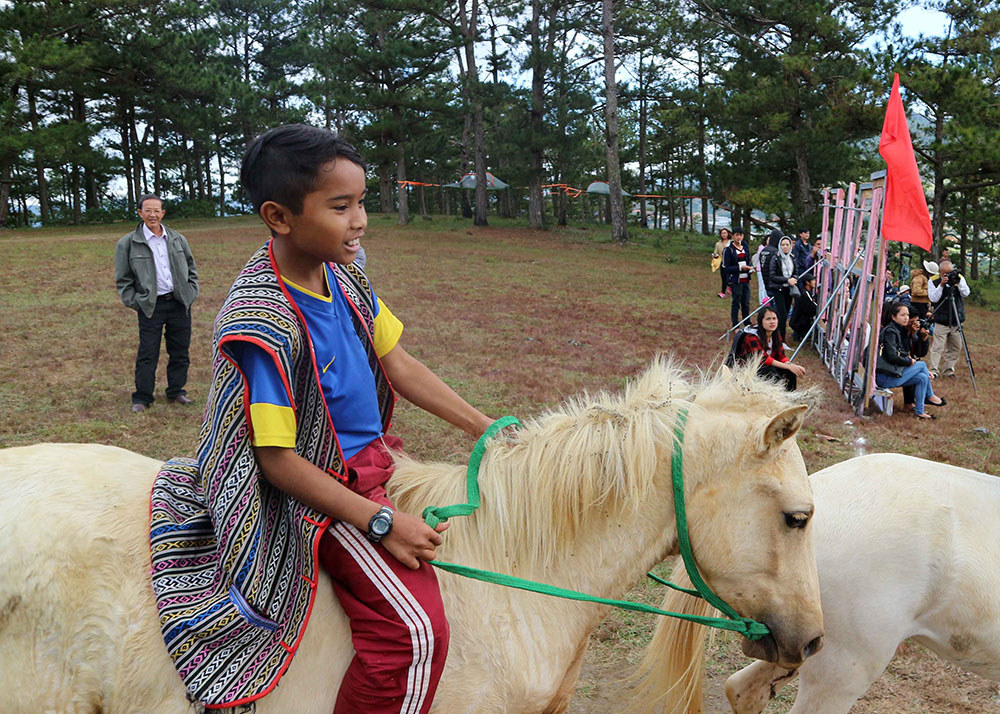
[421,412,770,640]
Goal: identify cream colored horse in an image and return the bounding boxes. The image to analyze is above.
[0,360,823,714]
[633,453,1000,714]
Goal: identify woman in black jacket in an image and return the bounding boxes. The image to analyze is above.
[875,303,945,419]
[765,235,797,343]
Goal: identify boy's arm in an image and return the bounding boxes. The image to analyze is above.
[254,446,448,569]
[380,345,494,437]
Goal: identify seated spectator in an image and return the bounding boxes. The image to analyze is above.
[899,304,930,411]
[875,302,945,420]
[894,284,912,306]
[733,305,806,391]
[788,275,818,342]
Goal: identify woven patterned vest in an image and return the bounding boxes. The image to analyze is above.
[149,241,393,707]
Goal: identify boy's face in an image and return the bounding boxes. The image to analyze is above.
[279,159,367,265]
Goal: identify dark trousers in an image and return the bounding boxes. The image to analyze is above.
[720,270,728,294]
[771,288,790,342]
[133,295,191,405]
[758,364,797,391]
[730,282,750,326]
[912,302,929,318]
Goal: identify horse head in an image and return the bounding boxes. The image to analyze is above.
[681,398,823,668]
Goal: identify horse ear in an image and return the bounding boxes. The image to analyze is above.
[762,405,808,453]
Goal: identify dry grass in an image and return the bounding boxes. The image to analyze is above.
[2,213,998,712]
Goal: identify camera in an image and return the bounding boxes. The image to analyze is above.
[946,269,961,284]
[916,317,932,330]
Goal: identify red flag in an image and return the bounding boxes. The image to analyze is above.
[878,74,933,251]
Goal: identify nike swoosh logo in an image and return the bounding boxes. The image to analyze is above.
[322,356,335,373]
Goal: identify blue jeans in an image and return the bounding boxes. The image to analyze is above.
[876,362,935,415]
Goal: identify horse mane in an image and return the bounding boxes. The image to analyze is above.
[627,565,716,714]
[388,356,806,576]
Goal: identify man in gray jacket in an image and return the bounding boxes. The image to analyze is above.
[114,194,199,412]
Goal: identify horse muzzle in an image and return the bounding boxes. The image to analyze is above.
[740,623,824,668]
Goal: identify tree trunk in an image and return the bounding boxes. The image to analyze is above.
[971,190,979,280]
[959,192,968,274]
[637,50,648,228]
[217,135,226,217]
[697,38,709,235]
[602,0,626,244]
[0,161,11,227]
[27,84,50,223]
[459,0,488,226]
[378,162,394,214]
[152,117,161,195]
[931,108,946,258]
[527,0,544,229]
[129,105,142,202]
[120,98,135,212]
[395,133,410,225]
[793,142,813,220]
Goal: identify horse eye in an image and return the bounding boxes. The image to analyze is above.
[784,512,809,529]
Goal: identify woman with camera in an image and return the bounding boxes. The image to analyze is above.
[876,302,945,420]
[733,305,806,391]
[765,234,797,344]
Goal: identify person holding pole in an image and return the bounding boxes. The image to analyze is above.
[722,226,753,326]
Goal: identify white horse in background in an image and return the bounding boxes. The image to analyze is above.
[632,453,1000,714]
[0,360,824,714]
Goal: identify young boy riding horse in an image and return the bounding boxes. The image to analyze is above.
[149,124,493,713]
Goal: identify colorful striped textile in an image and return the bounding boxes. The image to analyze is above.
[150,241,393,707]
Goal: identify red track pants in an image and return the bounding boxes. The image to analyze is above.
[318,434,450,714]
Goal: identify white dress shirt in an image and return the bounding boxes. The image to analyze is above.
[143,223,175,295]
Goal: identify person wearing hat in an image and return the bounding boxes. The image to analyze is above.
[896,284,912,306]
[927,257,970,379]
[908,260,936,319]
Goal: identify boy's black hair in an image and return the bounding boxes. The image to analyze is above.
[241,124,366,215]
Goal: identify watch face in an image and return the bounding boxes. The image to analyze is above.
[371,515,391,536]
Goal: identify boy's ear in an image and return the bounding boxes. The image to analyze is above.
[259,200,293,236]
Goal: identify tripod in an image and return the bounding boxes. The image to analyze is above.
[941,289,978,393]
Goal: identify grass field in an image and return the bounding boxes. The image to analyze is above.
[2,213,998,712]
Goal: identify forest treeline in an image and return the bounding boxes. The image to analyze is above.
[3,0,1000,270]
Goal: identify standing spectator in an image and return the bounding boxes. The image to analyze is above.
[114,194,199,413]
[732,305,806,391]
[765,234,797,344]
[791,227,812,277]
[753,237,769,305]
[756,228,782,307]
[927,258,970,379]
[722,226,753,326]
[875,302,945,419]
[909,261,933,318]
[788,275,818,342]
[712,228,732,298]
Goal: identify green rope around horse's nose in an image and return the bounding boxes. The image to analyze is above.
[421,412,770,641]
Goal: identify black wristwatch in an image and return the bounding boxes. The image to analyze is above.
[366,506,394,543]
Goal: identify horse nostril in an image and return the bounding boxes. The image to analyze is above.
[803,634,824,659]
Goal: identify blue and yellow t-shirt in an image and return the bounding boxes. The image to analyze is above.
[232,263,402,460]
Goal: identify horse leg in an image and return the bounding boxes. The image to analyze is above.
[541,639,589,714]
[786,637,899,714]
[724,660,797,714]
